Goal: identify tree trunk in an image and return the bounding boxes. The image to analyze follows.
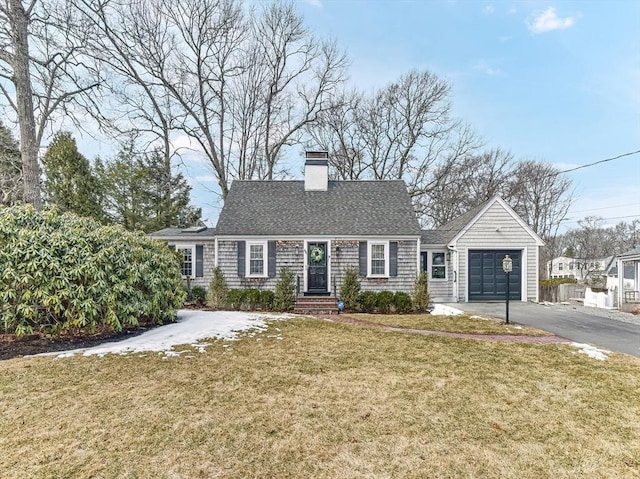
[9,0,41,209]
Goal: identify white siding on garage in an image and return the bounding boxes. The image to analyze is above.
[454,202,540,302]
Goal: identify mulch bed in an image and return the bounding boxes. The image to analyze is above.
[0,324,159,361]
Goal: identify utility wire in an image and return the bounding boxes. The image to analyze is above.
[556,150,640,175]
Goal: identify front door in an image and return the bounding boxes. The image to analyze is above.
[307,242,328,293]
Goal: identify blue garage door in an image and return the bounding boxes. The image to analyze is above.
[468,250,521,301]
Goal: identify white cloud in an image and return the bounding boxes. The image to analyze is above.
[484,4,495,14]
[527,7,576,34]
[473,60,503,76]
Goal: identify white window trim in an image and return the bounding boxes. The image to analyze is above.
[428,250,448,282]
[368,241,389,278]
[246,241,268,278]
[175,244,196,279]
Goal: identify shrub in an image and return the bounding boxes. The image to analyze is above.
[0,204,185,336]
[539,278,578,287]
[187,286,207,306]
[393,292,413,313]
[413,271,431,312]
[359,291,378,313]
[274,267,296,311]
[376,291,394,314]
[259,290,275,310]
[340,266,361,311]
[207,266,228,309]
[226,289,246,311]
[244,288,261,310]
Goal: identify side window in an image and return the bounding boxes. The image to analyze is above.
[431,252,446,280]
[177,246,194,278]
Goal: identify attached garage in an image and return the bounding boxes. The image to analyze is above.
[421,196,545,303]
[468,250,521,301]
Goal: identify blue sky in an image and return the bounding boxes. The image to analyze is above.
[289,0,640,232]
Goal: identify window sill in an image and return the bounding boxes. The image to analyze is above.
[367,275,389,279]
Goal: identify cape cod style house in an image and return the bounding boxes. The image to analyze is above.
[150,152,544,308]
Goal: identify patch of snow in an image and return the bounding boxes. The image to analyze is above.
[513,326,523,330]
[470,315,492,321]
[571,342,610,361]
[431,304,464,316]
[35,310,295,359]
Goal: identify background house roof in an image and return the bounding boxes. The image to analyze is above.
[149,227,216,240]
[215,180,421,236]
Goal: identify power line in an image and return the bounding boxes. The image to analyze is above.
[557,150,640,175]
[569,202,640,215]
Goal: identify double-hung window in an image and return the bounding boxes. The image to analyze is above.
[177,246,195,278]
[368,241,388,277]
[431,252,446,280]
[248,242,266,276]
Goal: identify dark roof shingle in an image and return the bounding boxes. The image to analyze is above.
[215,180,421,236]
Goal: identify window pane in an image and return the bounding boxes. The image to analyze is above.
[370,244,386,275]
[432,252,445,266]
[179,248,192,277]
[250,244,264,275]
[432,266,446,279]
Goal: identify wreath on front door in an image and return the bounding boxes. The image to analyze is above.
[310,246,324,263]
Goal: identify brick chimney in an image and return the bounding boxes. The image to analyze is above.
[304,151,329,191]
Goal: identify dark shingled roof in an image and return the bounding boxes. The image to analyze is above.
[215,180,421,236]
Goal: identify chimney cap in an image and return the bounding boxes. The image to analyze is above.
[305,151,328,159]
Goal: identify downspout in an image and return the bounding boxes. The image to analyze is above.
[448,245,459,302]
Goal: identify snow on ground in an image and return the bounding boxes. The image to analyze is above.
[431,304,464,316]
[36,310,295,359]
[571,343,611,361]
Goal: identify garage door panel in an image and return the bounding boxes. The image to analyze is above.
[468,250,521,301]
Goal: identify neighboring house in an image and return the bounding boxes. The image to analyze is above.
[546,256,609,283]
[616,246,640,313]
[150,152,544,304]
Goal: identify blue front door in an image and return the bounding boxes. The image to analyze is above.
[307,242,328,293]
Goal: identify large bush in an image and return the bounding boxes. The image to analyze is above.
[0,205,186,336]
[339,266,361,311]
[273,267,295,311]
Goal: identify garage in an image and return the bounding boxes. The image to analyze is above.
[468,250,521,301]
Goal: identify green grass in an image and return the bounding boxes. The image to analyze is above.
[1,317,639,478]
[347,313,551,336]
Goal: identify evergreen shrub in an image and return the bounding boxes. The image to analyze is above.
[0,204,185,336]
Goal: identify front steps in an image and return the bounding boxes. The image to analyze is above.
[294,295,339,315]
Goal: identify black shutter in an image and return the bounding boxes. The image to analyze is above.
[359,241,367,276]
[195,245,204,277]
[237,241,246,277]
[267,241,276,277]
[168,244,175,251]
[389,241,398,277]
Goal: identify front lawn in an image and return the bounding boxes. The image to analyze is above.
[1,317,638,478]
[347,312,551,336]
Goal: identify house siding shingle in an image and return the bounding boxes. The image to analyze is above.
[218,238,418,295]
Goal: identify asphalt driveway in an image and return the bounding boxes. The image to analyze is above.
[447,301,640,358]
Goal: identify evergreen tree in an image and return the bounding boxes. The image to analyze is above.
[0,122,23,206]
[95,141,201,232]
[42,132,103,219]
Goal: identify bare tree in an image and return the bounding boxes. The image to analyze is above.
[75,0,346,200]
[508,159,574,241]
[0,0,100,208]
[420,147,512,226]
[308,70,482,223]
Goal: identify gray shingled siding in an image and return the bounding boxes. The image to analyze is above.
[218,240,306,291]
[420,250,454,301]
[455,202,539,301]
[166,241,215,289]
[218,238,418,295]
[332,240,418,295]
